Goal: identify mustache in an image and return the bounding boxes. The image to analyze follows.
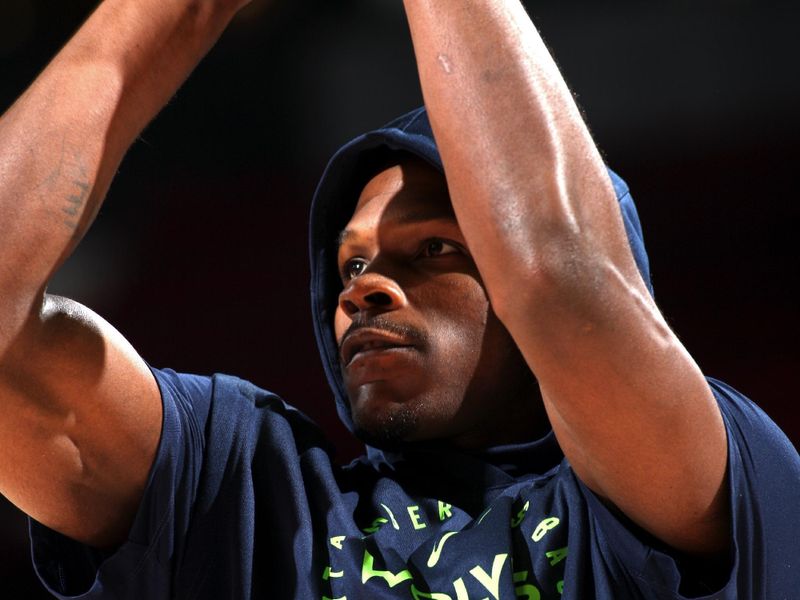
[338,315,429,354]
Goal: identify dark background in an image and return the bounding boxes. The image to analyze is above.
[1,0,798,597]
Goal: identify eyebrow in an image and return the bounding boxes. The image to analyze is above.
[336,213,458,251]
[337,229,354,249]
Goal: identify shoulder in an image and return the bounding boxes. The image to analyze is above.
[710,378,797,449]
[31,367,338,599]
[151,367,332,454]
[574,379,800,596]
[708,377,800,490]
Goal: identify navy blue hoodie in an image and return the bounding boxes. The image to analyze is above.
[29,108,800,599]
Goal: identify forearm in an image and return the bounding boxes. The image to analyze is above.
[402,0,642,316]
[0,0,241,322]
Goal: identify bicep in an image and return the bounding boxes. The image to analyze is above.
[0,294,161,548]
[508,263,729,555]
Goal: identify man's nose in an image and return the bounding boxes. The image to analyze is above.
[338,272,407,317]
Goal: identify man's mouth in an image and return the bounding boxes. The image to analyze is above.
[340,328,417,367]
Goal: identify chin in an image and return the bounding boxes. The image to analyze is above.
[351,402,421,450]
[346,378,466,450]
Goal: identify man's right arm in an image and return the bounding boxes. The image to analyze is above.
[0,0,247,549]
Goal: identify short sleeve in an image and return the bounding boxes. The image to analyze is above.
[580,378,800,599]
[29,368,213,599]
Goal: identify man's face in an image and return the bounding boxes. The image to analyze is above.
[333,158,544,450]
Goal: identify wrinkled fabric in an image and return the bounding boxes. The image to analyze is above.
[31,370,800,599]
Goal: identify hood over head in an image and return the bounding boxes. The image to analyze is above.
[309,107,652,459]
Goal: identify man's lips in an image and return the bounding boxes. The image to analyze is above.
[339,328,418,367]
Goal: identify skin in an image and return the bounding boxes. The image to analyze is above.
[334,159,548,450]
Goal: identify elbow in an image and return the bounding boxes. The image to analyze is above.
[487,236,599,328]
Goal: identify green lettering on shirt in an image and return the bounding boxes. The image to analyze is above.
[453,578,469,600]
[408,505,427,530]
[438,501,453,521]
[330,536,346,550]
[322,596,346,600]
[361,550,413,587]
[381,503,400,530]
[515,584,542,600]
[469,553,508,600]
[531,517,560,542]
[546,546,568,567]
[427,531,459,568]
[512,571,541,599]
[363,517,388,534]
[511,501,530,528]
[322,566,344,580]
[556,580,564,594]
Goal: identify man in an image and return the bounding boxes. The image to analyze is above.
[0,1,797,599]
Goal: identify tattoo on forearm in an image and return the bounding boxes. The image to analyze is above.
[62,177,89,231]
[36,134,93,232]
[36,135,67,196]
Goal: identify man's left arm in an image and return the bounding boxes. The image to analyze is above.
[402,0,728,555]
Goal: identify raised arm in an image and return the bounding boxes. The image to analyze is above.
[402,0,729,555]
[0,0,248,548]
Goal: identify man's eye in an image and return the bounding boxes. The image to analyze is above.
[420,239,460,258]
[342,258,367,281]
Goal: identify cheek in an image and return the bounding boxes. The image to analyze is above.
[334,306,350,345]
[425,278,491,363]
